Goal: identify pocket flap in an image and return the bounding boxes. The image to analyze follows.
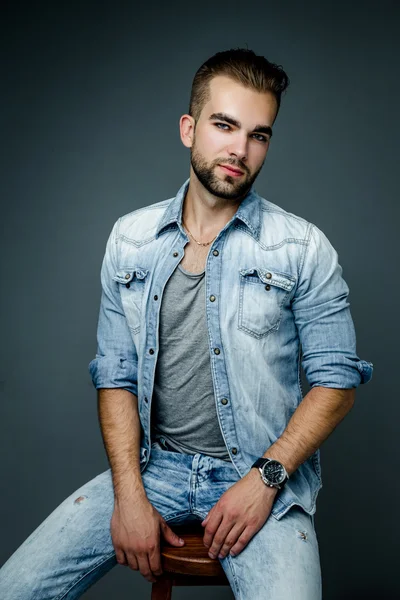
[239,267,296,291]
[112,267,149,284]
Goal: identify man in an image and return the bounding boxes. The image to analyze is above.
[0,48,373,599]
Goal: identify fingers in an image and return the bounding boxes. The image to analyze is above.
[148,544,163,578]
[203,514,233,558]
[161,520,185,547]
[202,510,223,550]
[216,522,247,558]
[115,548,129,567]
[228,525,255,557]
[136,551,158,584]
[206,520,237,559]
[135,522,165,583]
[204,516,256,559]
[124,544,162,583]
[121,541,163,583]
[115,545,154,581]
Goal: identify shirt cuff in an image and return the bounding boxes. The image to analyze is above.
[308,356,374,389]
[356,359,374,384]
[88,355,138,396]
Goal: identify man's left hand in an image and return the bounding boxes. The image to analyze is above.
[201,468,278,559]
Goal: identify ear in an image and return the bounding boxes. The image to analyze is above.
[179,114,195,149]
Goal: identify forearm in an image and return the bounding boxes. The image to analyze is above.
[264,386,355,476]
[97,388,147,503]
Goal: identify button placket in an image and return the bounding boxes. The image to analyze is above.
[142,245,187,454]
[204,242,244,474]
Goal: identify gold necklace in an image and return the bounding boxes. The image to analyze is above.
[182,220,217,246]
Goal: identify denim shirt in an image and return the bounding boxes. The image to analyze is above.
[88,177,373,520]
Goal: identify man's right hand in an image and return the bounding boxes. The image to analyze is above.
[110,496,185,583]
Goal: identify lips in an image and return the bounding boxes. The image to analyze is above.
[219,164,244,175]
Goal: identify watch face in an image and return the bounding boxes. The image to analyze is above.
[262,460,285,484]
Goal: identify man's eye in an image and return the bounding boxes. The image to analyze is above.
[215,123,268,143]
[253,134,269,143]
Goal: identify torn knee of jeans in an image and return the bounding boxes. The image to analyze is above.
[297,530,308,542]
[74,495,87,504]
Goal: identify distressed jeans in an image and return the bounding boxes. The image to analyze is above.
[0,440,322,599]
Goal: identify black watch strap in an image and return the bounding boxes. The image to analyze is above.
[252,458,269,469]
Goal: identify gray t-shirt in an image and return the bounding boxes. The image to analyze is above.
[150,261,231,461]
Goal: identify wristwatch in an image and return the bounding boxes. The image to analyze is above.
[251,457,289,491]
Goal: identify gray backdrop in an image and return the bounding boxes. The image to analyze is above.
[1,1,398,598]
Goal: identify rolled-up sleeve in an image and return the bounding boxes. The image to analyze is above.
[88,217,138,395]
[292,223,373,389]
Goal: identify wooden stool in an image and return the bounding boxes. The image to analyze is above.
[151,522,232,599]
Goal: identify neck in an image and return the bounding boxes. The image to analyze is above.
[182,172,244,238]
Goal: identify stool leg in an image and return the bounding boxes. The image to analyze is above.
[151,573,172,600]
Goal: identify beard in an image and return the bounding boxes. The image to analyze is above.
[190,139,264,201]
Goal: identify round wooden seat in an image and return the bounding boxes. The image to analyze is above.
[151,522,231,599]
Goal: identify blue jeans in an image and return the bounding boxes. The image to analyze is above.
[0,440,322,599]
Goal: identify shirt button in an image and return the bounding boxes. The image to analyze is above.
[231,447,237,455]
[221,398,228,405]
[209,295,216,302]
[125,273,130,279]
[266,272,272,279]
[149,348,155,355]
[154,295,158,300]
[173,252,178,257]
[214,348,220,355]
[213,249,219,256]
[126,283,130,288]
[264,284,270,291]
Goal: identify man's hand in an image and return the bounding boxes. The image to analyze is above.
[111,495,185,583]
[201,468,278,559]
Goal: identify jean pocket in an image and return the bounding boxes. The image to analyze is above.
[238,266,296,338]
[112,266,150,334]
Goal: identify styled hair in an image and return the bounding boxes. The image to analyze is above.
[188,47,290,124]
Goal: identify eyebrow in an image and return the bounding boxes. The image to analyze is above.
[208,112,273,138]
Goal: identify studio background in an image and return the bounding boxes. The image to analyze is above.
[1,1,398,598]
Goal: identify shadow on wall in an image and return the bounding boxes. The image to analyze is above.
[341,593,397,599]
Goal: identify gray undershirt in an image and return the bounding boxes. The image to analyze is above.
[150,261,231,461]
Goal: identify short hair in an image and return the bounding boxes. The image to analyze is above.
[188,47,290,124]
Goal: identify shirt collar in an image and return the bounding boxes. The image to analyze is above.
[155,177,261,241]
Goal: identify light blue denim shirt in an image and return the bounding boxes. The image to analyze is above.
[88,177,373,520]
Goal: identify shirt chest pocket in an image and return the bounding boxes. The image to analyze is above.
[238,267,296,338]
[112,267,149,334]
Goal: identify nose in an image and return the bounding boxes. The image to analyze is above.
[227,133,248,164]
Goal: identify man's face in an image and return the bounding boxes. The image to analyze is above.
[187,75,278,200]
